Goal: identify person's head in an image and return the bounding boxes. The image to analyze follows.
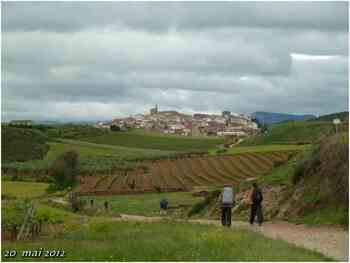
[252,182,258,188]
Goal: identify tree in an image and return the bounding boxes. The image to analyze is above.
[110,125,121,132]
[49,151,79,190]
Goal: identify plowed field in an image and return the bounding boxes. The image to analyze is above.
[77,151,295,195]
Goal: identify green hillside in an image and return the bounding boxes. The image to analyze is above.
[311,111,349,122]
[7,123,109,140]
[288,133,349,226]
[2,139,174,174]
[234,133,349,226]
[81,130,224,151]
[1,127,50,162]
[48,124,109,139]
[241,121,337,145]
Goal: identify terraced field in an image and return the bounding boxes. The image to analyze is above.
[77,151,296,195]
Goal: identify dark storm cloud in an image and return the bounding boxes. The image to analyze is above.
[1,2,348,121]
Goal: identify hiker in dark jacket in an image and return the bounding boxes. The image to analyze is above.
[249,182,263,226]
[160,198,169,215]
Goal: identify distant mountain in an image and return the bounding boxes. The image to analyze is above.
[35,119,109,125]
[251,111,316,125]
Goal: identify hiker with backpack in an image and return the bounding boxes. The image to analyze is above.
[159,198,169,215]
[221,185,235,227]
[249,182,263,226]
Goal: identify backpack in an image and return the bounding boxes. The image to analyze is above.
[253,189,263,203]
[222,187,234,205]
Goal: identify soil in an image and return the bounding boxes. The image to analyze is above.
[75,152,292,195]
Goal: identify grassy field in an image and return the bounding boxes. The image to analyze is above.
[210,144,310,155]
[3,139,174,173]
[81,192,203,217]
[241,121,336,145]
[289,205,348,226]
[2,181,49,199]
[130,128,222,139]
[2,219,328,261]
[81,130,224,151]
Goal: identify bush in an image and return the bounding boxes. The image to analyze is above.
[49,151,80,191]
[2,199,31,230]
[216,149,227,155]
[110,125,121,132]
[273,160,285,168]
[188,190,221,217]
[292,160,306,185]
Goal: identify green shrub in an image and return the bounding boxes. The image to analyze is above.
[188,190,221,217]
[216,149,227,154]
[292,160,306,185]
[2,199,31,230]
[273,160,285,167]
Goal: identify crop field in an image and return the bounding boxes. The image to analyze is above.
[3,139,174,173]
[2,181,49,199]
[81,129,224,151]
[77,150,295,195]
[217,144,311,155]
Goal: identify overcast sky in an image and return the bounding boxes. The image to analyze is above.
[2,2,349,121]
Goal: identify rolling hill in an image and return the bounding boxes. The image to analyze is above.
[241,120,336,145]
[311,111,349,122]
[81,129,224,152]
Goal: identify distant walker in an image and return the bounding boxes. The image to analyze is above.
[160,198,169,215]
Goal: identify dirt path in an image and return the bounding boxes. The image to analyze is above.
[251,221,349,261]
[49,197,68,205]
[47,199,348,260]
[115,214,348,261]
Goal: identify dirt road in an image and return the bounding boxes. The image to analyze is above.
[48,198,348,261]
[116,214,348,261]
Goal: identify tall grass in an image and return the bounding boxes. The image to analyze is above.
[2,220,328,261]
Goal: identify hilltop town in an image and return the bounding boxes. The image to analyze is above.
[94,105,259,137]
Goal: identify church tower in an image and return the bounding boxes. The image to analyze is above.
[150,104,159,115]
